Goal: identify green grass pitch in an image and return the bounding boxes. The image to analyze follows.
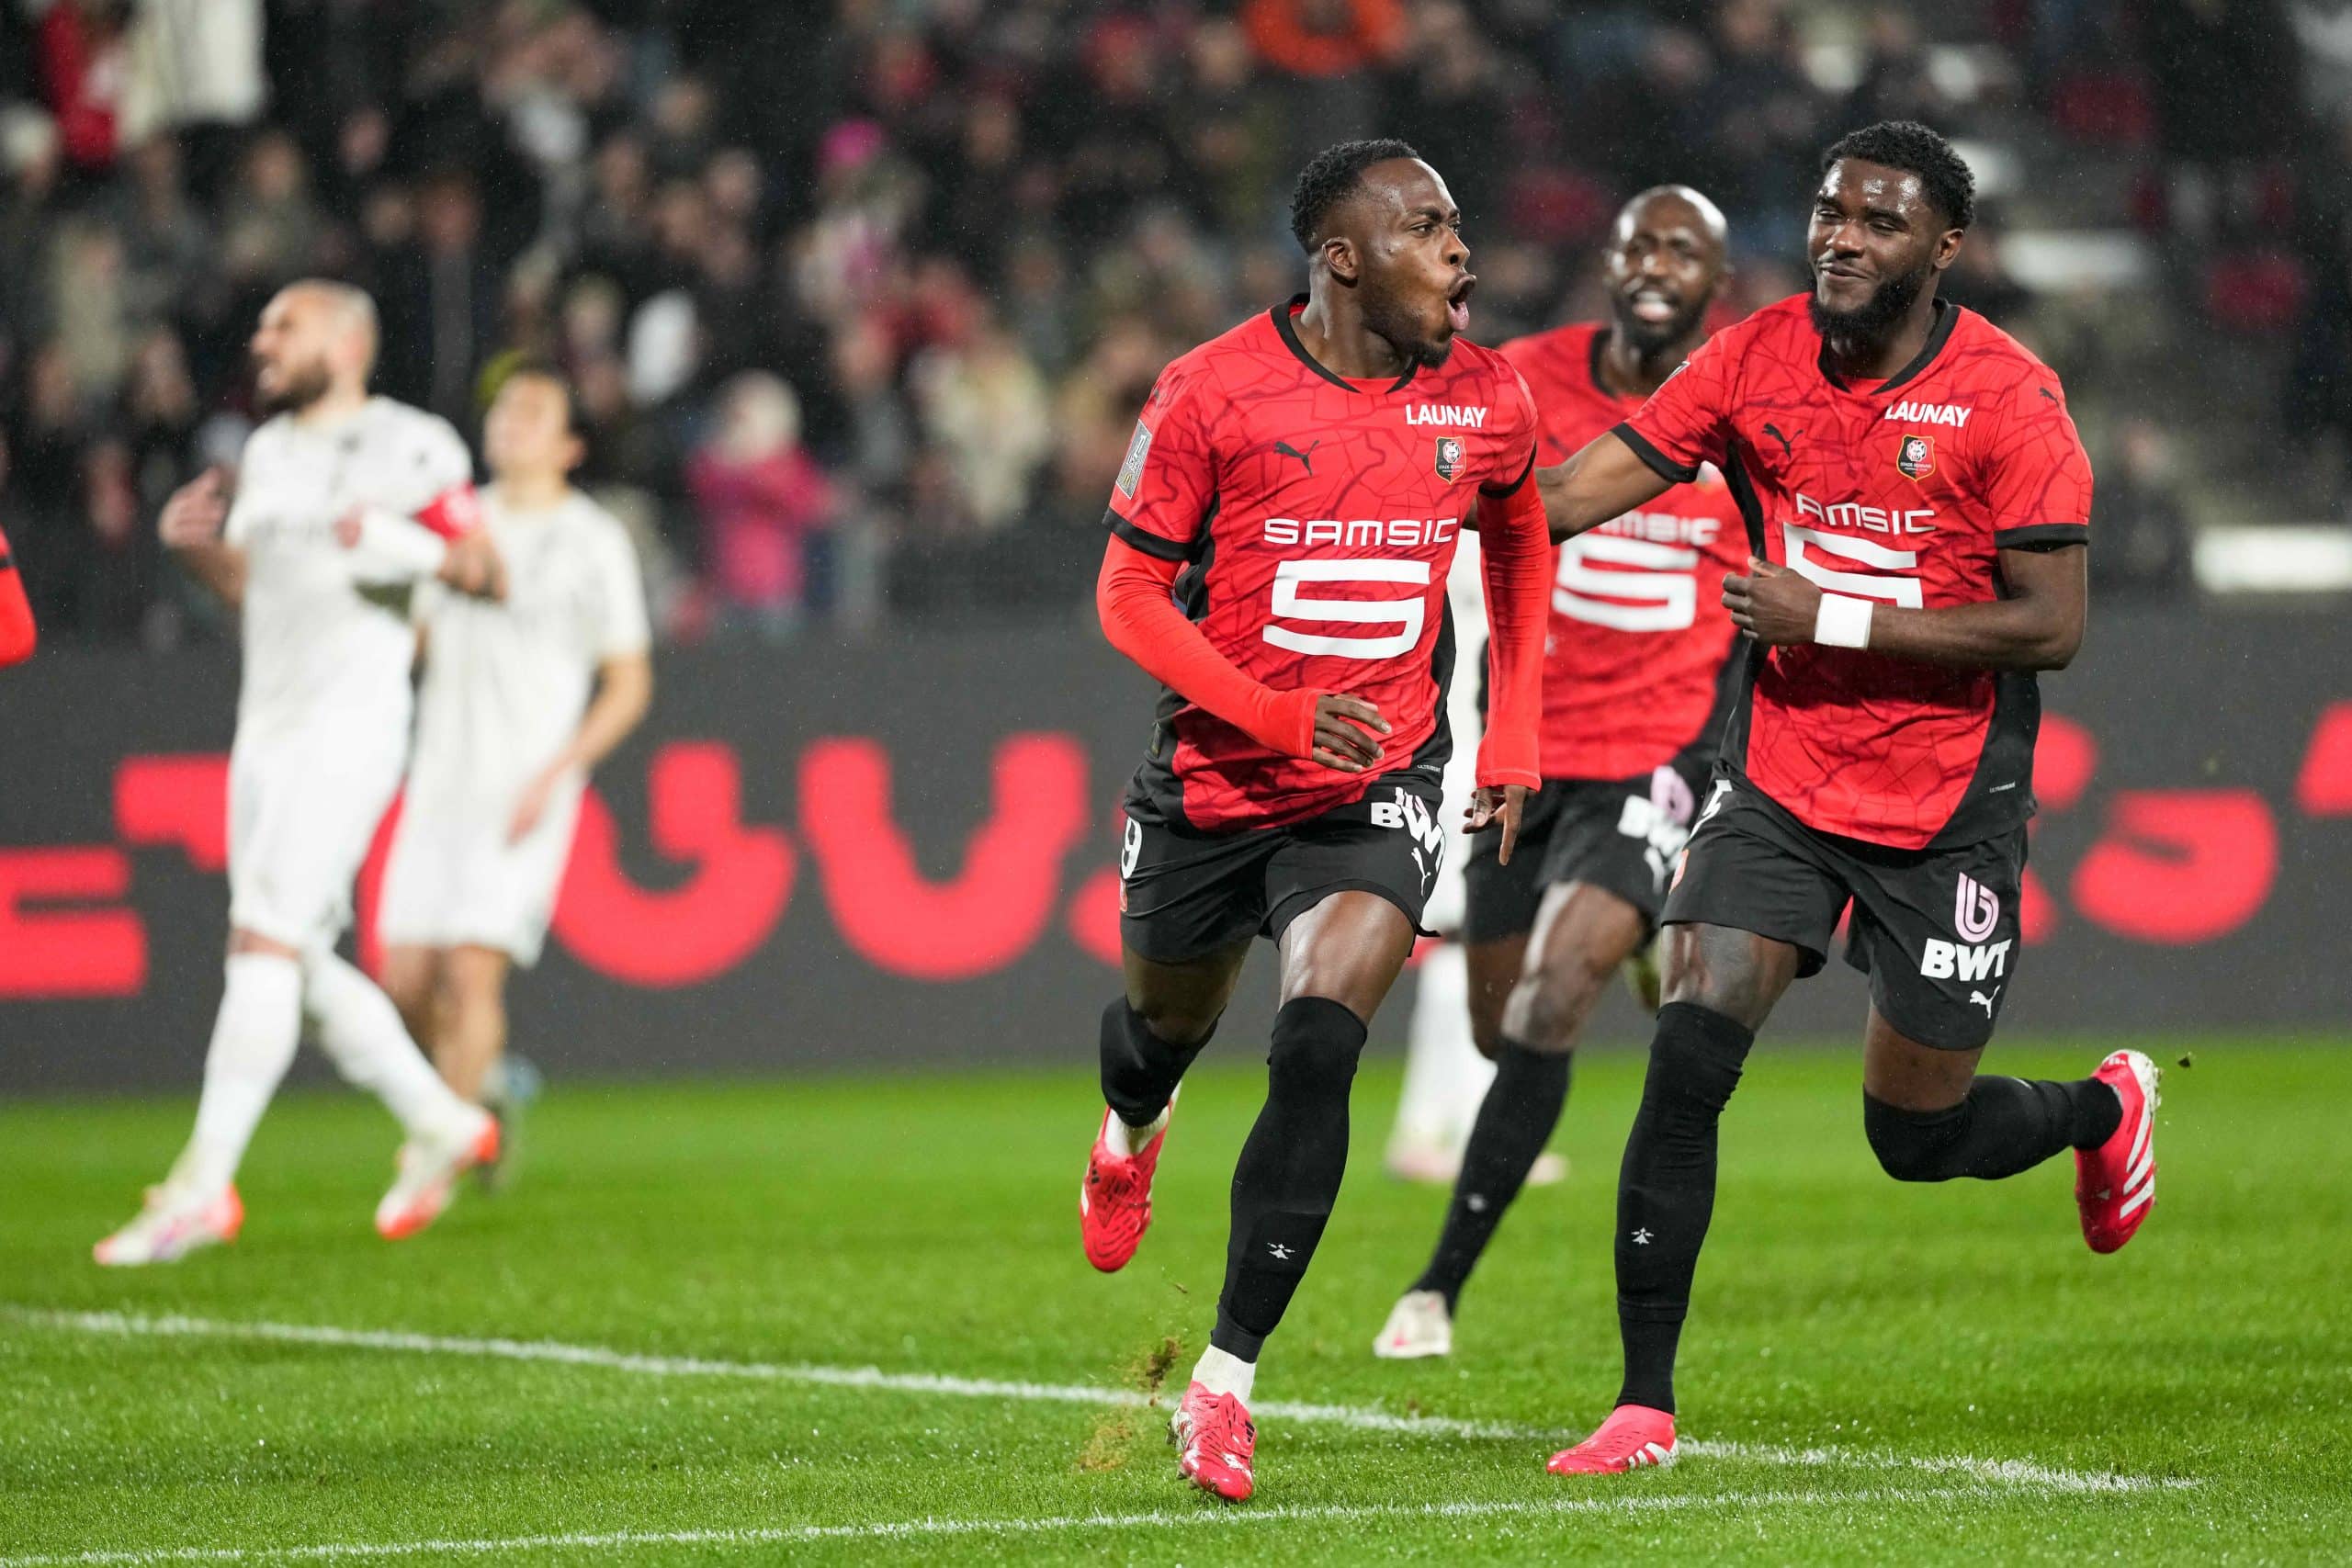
[3,1035,2348,1563]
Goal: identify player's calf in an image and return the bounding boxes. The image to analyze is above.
[1862,1075,2121,1184]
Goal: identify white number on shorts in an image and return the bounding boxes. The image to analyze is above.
[1553,534,1700,631]
[1262,558,1430,659]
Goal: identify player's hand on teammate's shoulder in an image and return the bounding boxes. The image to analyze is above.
[1464,784,1529,865]
[1309,694,1390,774]
[437,529,509,602]
[159,467,231,547]
[1723,556,1820,647]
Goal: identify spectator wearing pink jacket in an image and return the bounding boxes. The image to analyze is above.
[686,373,836,638]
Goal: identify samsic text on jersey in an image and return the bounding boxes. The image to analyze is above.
[1106,298,1540,832]
[1616,296,2093,850]
[1503,321,1746,781]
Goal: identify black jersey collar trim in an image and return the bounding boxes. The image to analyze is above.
[1817,298,1961,395]
[1272,296,1419,394]
[1587,326,1612,396]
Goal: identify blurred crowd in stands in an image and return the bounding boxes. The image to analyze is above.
[0,0,2340,647]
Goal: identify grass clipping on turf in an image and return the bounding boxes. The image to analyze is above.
[1077,1334,1184,1472]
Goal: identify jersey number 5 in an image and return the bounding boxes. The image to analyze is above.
[1781,522,1924,606]
[1553,534,1699,631]
[1263,558,1430,659]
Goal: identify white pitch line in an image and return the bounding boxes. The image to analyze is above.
[5,1307,2192,1499]
[0,1486,2046,1567]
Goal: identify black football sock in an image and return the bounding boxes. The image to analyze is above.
[1614,1002,1754,1416]
[1210,996,1367,1359]
[1864,1076,2122,1183]
[1411,1043,1572,1312]
[1098,998,1215,1129]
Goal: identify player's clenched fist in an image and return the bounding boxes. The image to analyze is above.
[1723,556,1821,646]
[438,528,510,602]
[1309,693,1390,773]
[159,467,232,547]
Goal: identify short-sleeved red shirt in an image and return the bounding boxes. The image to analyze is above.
[1618,295,2093,849]
[1109,299,1541,832]
[1503,321,1747,781]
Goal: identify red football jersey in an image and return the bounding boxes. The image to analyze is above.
[1619,295,2093,849]
[1503,321,1746,780]
[1109,298,1540,832]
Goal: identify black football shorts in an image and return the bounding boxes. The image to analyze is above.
[1118,774,1448,964]
[1661,768,2029,1052]
[1460,748,1713,944]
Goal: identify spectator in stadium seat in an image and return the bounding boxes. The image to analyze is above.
[687,372,836,639]
[1240,0,1408,78]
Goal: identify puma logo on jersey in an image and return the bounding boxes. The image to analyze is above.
[1405,405,1487,428]
[1882,400,1973,428]
[1969,987,2001,1016]
[1762,422,1796,457]
[1273,439,1318,473]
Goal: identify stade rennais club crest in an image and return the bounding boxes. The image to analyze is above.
[1433,435,1463,481]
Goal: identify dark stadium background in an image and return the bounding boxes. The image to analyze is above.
[2,0,2347,1087]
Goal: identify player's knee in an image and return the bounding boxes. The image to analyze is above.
[1129,998,1217,1052]
[1503,958,1610,1055]
[1266,996,1368,1100]
[1863,1093,1964,1182]
[1642,1002,1752,1119]
[374,948,435,1022]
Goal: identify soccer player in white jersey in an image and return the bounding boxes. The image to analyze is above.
[379,367,652,1126]
[96,281,507,1266]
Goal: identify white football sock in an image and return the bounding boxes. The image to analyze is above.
[1192,1345,1256,1403]
[1390,942,1495,1154]
[1108,1102,1170,1156]
[178,953,304,1193]
[302,949,482,1141]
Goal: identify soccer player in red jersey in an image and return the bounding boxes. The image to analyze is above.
[1080,139,1553,1501]
[1530,122,2160,1474]
[1374,186,1746,1362]
[0,523,34,666]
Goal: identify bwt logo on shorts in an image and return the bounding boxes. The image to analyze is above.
[1371,788,1444,854]
[1922,873,2008,981]
[1617,767,1699,889]
[1954,872,2000,942]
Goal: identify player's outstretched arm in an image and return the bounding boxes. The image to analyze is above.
[1095,537,1389,773]
[1535,430,1675,544]
[1724,544,2086,671]
[158,467,247,608]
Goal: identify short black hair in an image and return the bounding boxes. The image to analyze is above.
[1289,138,1422,254]
[1821,120,1974,231]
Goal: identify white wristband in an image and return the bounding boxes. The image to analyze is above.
[1813,592,1874,649]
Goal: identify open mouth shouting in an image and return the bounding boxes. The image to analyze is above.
[1445,273,1476,334]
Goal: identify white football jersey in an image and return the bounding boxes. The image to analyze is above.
[405,487,650,813]
[224,397,474,740]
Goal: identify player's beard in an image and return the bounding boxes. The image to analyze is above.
[1808,255,1932,349]
[255,358,334,417]
[1361,283,1456,371]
